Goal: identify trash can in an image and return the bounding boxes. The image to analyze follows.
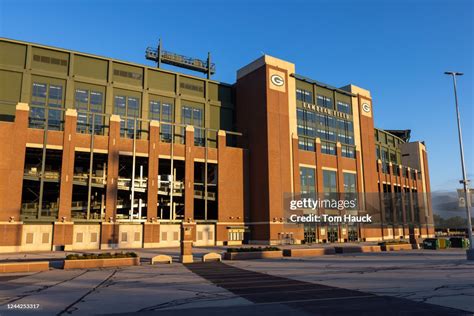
[438,238,451,249]
[450,237,470,248]
[423,238,439,250]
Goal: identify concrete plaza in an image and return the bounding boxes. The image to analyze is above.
[0,248,472,315]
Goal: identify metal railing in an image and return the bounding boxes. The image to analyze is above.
[15,104,245,148]
[76,111,110,136]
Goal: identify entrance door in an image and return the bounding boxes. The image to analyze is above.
[327,226,338,243]
[348,225,359,242]
[408,225,416,243]
[304,223,316,244]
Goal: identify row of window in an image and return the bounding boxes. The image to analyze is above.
[296,89,352,114]
[30,82,205,141]
[382,184,420,224]
[297,108,355,149]
[376,145,401,165]
[298,138,355,158]
[30,82,63,130]
[300,167,357,198]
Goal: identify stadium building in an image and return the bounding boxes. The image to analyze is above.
[0,38,433,252]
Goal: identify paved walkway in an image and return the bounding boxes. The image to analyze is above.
[186,261,468,315]
[0,250,472,315]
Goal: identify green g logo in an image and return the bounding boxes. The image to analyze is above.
[271,74,284,86]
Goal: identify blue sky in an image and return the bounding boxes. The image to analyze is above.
[0,0,472,192]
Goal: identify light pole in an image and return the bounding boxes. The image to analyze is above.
[444,71,473,260]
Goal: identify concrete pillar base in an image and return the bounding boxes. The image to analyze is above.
[466,249,474,261]
[180,255,194,264]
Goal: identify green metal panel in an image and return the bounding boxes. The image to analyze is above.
[209,105,220,130]
[295,79,312,92]
[31,75,67,88]
[315,86,333,99]
[0,41,27,68]
[113,88,141,99]
[0,70,22,121]
[74,55,108,81]
[31,47,69,74]
[180,76,205,98]
[335,91,351,105]
[147,69,176,92]
[209,83,232,104]
[112,62,144,87]
[0,38,237,132]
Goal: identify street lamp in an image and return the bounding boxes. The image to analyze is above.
[444,71,473,260]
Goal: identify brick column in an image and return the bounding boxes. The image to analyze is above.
[184,126,194,221]
[314,138,324,242]
[0,103,29,221]
[377,159,385,239]
[58,109,77,220]
[407,167,415,223]
[53,222,73,250]
[147,120,160,220]
[217,130,227,223]
[105,115,120,220]
[389,162,396,229]
[336,142,346,242]
[315,138,323,193]
[398,164,407,232]
[355,149,363,195]
[216,130,228,244]
[414,169,427,232]
[336,142,344,192]
[355,148,364,240]
[143,121,160,247]
[54,109,77,250]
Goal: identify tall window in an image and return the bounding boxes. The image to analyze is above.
[149,100,173,142]
[389,151,398,164]
[383,183,393,223]
[323,170,337,194]
[337,101,351,114]
[412,189,420,224]
[181,105,204,146]
[321,141,336,155]
[297,108,316,151]
[343,173,357,193]
[296,89,313,103]
[336,119,354,145]
[297,108,354,154]
[300,167,316,199]
[75,89,104,134]
[114,95,141,138]
[404,188,413,222]
[316,114,336,142]
[30,82,64,130]
[317,95,333,109]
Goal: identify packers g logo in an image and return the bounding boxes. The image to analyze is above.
[270,74,284,86]
[362,103,371,113]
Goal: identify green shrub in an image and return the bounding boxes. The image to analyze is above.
[227,246,280,253]
[65,252,138,260]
